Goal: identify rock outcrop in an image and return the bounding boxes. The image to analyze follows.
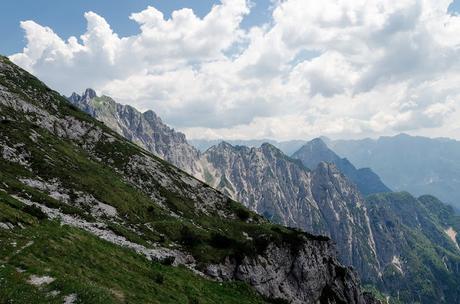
[207,241,369,304]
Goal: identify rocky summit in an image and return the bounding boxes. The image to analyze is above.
[292,138,391,196]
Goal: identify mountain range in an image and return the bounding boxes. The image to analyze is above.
[0,55,377,303]
[326,134,460,210]
[68,88,460,303]
[192,135,460,211]
[190,138,307,156]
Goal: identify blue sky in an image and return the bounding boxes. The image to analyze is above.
[0,0,273,55]
[4,1,460,140]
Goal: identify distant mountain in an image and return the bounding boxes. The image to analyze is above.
[0,56,374,304]
[326,134,460,209]
[292,138,391,195]
[190,138,307,156]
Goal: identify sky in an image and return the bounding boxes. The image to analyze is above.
[3,0,460,141]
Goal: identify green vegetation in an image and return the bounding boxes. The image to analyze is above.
[366,192,460,304]
[0,205,267,303]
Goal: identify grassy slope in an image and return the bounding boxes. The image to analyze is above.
[0,195,266,304]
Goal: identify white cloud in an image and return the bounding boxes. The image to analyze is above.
[9,0,460,140]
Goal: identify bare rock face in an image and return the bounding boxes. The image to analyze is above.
[206,240,369,304]
[66,92,382,283]
[68,90,201,176]
[203,142,381,283]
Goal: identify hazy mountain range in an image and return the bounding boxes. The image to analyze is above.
[326,135,460,210]
[291,138,391,196]
[68,87,460,303]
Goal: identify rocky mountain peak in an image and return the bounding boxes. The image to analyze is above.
[217,141,235,150]
[293,138,340,169]
[69,88,98,104]
[143,109,161,123]
[83,88,97,100]
[68,92,81,103]
[293,138,390,196]
[309,137,330,148]
[260,142,283,154]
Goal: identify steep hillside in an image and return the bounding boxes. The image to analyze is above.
[366,192,460,303]
[0,56,375,303]
[327,134,460,209]
[292,138,390,195]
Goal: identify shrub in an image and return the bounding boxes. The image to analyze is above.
[154,274,164,284]
[180,226,201,247]
[160,256,175,266]
[235,208,250,221]
[210,233,235,249]
[147,205,155,215]
[22,205,47,220]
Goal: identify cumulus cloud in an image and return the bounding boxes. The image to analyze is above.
[9,0,460,140]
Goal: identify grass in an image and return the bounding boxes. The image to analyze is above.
[0,220,268,304]
[0,184,269,303]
